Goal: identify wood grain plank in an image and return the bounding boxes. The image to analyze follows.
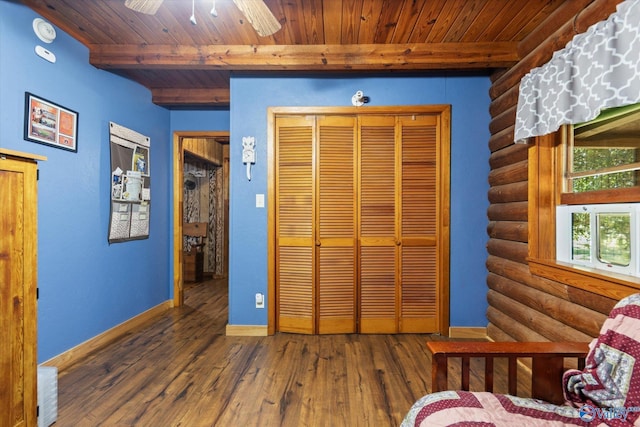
[425,0,467,43]
[440,0,486,42]
[406,0,445,43]
[89,42,519,70]
[53,281,444,426]
[372,1,405,44]
[390,0,429,43]
[357,0,384,44]
[300,0,325,44]
[459,1,508,42]
[340,0,363,44]
[1,155,39,427]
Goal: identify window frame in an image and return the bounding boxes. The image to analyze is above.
[561,113,640,204]
[556,203,639,276]
[528,127,640,300]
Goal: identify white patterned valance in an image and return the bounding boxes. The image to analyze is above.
[514,0,640,143]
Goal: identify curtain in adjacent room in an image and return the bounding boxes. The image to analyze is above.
[514,0,640,143]
[184,159,224,276]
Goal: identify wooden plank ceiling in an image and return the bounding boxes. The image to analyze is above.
[22,0,577,108]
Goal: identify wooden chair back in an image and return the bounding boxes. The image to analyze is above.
[428,341,588,405]
[183,222,207,251]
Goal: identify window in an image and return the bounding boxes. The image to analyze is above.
[555,103,640,278]
[544,102,640,284]
[528,103,640,299]
[556,203,639,277]
[564,103,640,198]
[568,146,638,193]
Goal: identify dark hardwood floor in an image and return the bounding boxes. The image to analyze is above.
[55,279,451,426]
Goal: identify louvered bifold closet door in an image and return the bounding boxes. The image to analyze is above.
[399,115,439,333]
[276,116,315,334]
[316,116,357,334]
[359,116,398,333]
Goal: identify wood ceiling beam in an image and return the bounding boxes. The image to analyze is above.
[89,42,519,71]
[151,88,230,107]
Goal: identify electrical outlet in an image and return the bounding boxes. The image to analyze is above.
[255,292,264,309]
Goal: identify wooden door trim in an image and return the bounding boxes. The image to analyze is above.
[437,108,451,335]
[267,114,276,333]
[267,105,451,335]
[172,131,229,307]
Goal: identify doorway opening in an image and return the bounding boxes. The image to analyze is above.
[172,131,229,307]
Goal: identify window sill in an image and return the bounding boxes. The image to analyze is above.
[528,258,640,301]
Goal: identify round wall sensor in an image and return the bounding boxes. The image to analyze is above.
[33,18,56,43]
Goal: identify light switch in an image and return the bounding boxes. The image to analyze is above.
[256,193,265,208]
[255,292,265,308]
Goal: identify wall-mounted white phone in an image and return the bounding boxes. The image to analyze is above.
[242,136,256,181]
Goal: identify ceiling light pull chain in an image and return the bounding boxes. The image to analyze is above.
[190,0,197,25]
[211,0,218,17]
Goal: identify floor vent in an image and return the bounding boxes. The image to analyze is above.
[38,366,58,427]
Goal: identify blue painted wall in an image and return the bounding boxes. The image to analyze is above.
[2,3,491,365]
[229,74,491,327]
[1,3,171,362]
[170,110,231,133]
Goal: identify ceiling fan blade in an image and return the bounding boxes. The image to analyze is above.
[124,0,164,15]
[232,0,281,37]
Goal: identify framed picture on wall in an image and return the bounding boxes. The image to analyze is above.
[24,92,79,152]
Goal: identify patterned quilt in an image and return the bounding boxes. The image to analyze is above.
[401,294,640,427]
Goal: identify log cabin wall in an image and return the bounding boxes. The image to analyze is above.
[486,0,626,343]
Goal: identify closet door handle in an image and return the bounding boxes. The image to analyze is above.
[315,240,321,246]
[396,240,401,246]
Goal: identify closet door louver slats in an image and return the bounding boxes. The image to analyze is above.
[359,116,398,333]
[317,116,357,334]
[276,117,315,333]
[399,116,439,332]
[274,110,448,335]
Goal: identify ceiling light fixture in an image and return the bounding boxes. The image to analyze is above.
[190,0,197,25]
[125,0,281,37]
